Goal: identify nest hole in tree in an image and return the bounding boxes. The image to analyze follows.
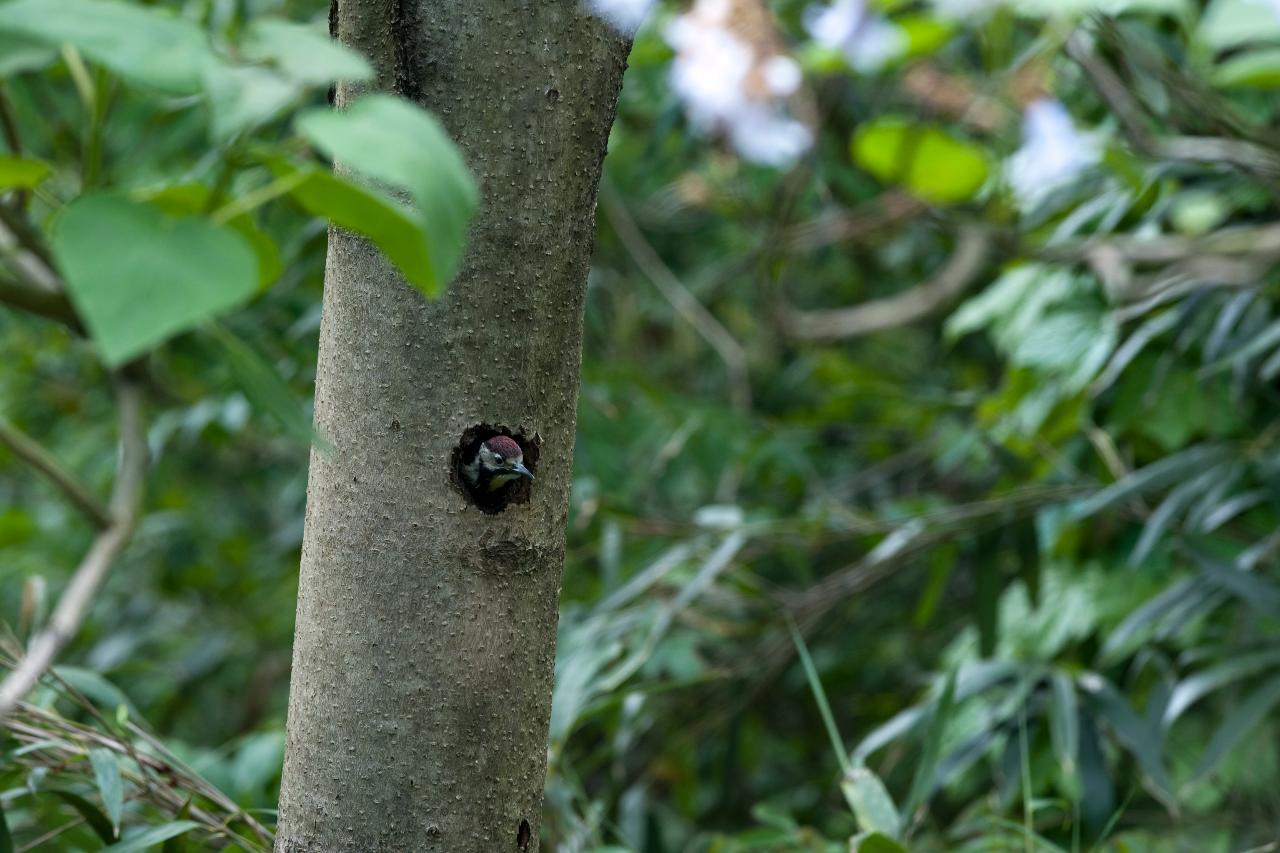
[450,423,540,514]
[516,818,532,851]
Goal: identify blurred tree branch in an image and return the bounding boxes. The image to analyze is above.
[602,184,753,411]
[1067,28,1280,177]
[0,415,112,528]
[0,202,80,328]
[783,190,925,251]
[781,225,992,341]
[1037,220,1280,310]
[0,379,146,723]
[4,699,273,848]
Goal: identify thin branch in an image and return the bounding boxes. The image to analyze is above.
[0,86,22,156]
[0,380,146,723]
[0,415,112,528]
[0,212,62,296]
[1035,220,1280,306]
[783,190,925,252]
[782,225,992,342]
[0,205,80,329]
[1066,29,1280,177]
[0,273,80,327]
[601,185,753,411]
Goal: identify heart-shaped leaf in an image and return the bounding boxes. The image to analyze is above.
[274,160,436,295]
[52,193,258,366]
[244,18,374,85]
[0,0,215,94]
[296,95,477,294]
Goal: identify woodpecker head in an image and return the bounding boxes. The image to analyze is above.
[462,435,534,492]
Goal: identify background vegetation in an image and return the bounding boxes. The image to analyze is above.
[2,0,1280,850]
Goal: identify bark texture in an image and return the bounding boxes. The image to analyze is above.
[275,3,629,850]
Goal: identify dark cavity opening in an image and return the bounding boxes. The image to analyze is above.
[516,819,532,851]
[450,423,539,515]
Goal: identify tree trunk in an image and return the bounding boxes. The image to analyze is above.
[275,3,630,851]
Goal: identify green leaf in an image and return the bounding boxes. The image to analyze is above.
[841,767,901,839]
[89,747,123,836]
[1008,308,1117,391]
[0,154,49,189]
[244,19,374,85]
[1194,673,1280,780]
[204,65,301,142]
[99,821,201,853]
[296,95,477,293]
[46,788,115,842]
[51,192,258,366]
[1102,578,1217,662]
[0,0,215,94]
[207,324,326,449]
[140,183,282,289]
[0,33,55,75]
[903,669,957,820]
[53,665,142,719]
[1199,0,1280,51]
[788,618,851,775]
[1048,673,1079,780]
[1201,317,1280,375]
[1079,674,1172,796]
[1165,647,1280,726]
[229,730,285,797]
[1194,554,1280,615]
[0,803,11,853]
[857,832,909,853]
[162,798,194,853]
[852,118,988,204]
[1129,468,1223,566]
[1065,444,1232,521]
[276,161,434,295]
[897,15,954,58]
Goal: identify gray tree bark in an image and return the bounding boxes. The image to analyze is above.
[275,3,630,851]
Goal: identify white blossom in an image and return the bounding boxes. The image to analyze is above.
[666,13,754,131]
[585,0,656,35]
[664,0,812,166]
[726,104,813,166]
[762,55,803,97]
[804,0,904,73]
[1006,99,1101,209]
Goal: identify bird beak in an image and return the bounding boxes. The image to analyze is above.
[513,462,534,481]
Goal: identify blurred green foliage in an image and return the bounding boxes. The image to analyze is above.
[3,0,1280,851]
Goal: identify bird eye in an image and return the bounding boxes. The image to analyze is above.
[494,455,504,463]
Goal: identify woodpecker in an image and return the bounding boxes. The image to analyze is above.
[461,435,534,494]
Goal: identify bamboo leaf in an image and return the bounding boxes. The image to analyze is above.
[99,822,201,853]
[1194,673,1280,781]
[1165,647,1280,726]
[44,789,116,842]
[1079,674,1172,797]
[1066,445,1231,521]
[789,618,851,776]
[840,767,901,839]
[902,669,957,821]
[89,748,124,837]
[1048,672,1079,781]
